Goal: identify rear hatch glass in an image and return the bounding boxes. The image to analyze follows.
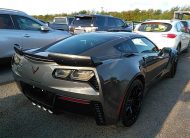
[45,33,115,55]
[72,16,93,27]
[138,22,172,32]
[54,18,67,24]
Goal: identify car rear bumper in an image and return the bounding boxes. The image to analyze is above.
[13,71,119,125]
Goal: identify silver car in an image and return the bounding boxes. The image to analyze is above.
[0,8,70,63]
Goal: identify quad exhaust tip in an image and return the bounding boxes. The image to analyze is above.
[48,109,53,114]
[42,107,47,111]
[32,102,36,106]
[31,102,53,114]
[37,105,41,108]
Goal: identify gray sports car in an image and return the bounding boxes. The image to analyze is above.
[12,32,178,126]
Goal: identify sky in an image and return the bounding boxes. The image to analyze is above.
[0,0,189,15]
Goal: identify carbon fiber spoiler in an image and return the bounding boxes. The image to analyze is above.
[14,47,102,67]
[14,46,24,56]
[48,53,102,67]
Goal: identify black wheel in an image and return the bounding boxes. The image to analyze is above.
[184,48,188,53]
[168,57,178,78]
[176,44,181,55]
[184,41,190,53]
[121,80,144,127]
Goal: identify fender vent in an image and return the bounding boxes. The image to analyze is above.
[92,102,105,125]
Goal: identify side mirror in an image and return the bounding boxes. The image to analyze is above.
[159,47,172,56]
[40,26,50,32]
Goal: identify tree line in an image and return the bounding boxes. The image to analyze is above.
[33,6,190,22]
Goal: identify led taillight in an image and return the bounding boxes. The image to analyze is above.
[162,34,176,38]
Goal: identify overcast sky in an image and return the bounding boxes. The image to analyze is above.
[0,0,189,15]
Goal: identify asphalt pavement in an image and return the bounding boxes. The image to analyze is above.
[0,52,190,138]
[0,64,14,84]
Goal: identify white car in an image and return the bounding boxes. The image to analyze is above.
[134,20,190,53]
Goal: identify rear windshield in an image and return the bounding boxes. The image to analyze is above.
[54,18,67,24]
[45,33,115,55]
[68,17,74,25]
[72,17,93,27]
[138,22,172,32]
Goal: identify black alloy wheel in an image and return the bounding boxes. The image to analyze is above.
[122,80,144,127]
[168,57,178,78]
[177,44,181,55]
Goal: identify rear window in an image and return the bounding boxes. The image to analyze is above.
[45,33,115,55]
[138,22,172,32]
[73,17,93,27]
[54,18,67,24]
[68,17,74,25]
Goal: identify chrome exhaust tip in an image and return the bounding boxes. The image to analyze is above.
[37,105,41,108]
[48,109,53,114]
[42,107,47,111]
[32,102,36,106]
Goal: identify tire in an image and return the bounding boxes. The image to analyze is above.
[168,57,178,78]
[176,44,181,55]
[121,79,144,127]
[184,48,188,53]
[184,41,190,53]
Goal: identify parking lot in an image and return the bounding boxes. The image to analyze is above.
[0,51,190,138]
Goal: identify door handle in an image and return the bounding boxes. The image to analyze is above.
[157,56,164,59]
[24,34,30,38]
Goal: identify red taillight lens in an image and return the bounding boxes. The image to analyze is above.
[58,96,90,104]
[162,34,176,38]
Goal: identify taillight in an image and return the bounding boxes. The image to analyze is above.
[162,34,176,38]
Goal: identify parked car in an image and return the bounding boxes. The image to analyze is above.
[53,16,74,25]
[0,8,70,63]
[12,32,178,126]
[49,16,74,31]
[134,20,190,53]
[69,14,129,34]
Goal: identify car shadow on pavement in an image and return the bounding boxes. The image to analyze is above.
[0,63,14,84]
[1,52,190,138]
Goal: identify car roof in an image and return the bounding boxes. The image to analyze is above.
[75,14,113,18]
[78,31,144,39]
[142,20,180,24]
[0,8,27,16]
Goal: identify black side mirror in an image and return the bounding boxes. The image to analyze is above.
[159,47,172,56]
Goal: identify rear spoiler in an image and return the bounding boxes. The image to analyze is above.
[14,46,52,62]
[48,53,102,67]
[14,46,24,56]
[14,46,102,67]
